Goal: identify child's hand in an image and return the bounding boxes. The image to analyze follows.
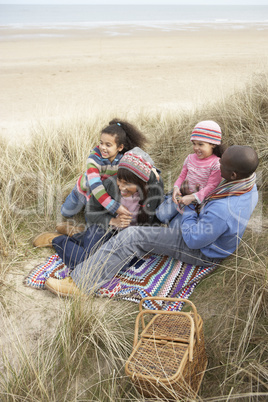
[172,187,182,204]
[180,194,196,206]
[110,214,132,228]
[116,205,132,216]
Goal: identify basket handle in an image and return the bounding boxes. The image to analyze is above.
[138,296,200,343]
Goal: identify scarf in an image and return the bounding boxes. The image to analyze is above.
[198,173,256,213]
[120,192,141,226]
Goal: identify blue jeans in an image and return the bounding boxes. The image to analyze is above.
[52,224,115,269]
[71,225,219,293]
[61,183,87,218]
[156,195,183,228]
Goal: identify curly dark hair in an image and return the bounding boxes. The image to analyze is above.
[213,143,227,157]
[101,118,147,153]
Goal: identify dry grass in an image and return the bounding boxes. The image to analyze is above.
[0,73,267,400]
[190,228,268,400]
[0,297,139,401]
[146,72,268,192]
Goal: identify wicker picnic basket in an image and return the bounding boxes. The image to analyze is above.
[125,297,207,400]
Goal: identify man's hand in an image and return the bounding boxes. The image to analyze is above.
[180,194,196,206]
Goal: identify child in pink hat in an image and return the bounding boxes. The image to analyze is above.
[156,120,225,228]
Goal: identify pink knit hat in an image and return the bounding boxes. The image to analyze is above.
[119,147,153,182]
[190,120,222,145]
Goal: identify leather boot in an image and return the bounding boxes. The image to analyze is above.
[33,232,62,247]
[45,276,83,297]
[56,222,85,236]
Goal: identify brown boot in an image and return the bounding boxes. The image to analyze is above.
[56,222,85,236]
[45,277,83,297]
[33,232,62,248]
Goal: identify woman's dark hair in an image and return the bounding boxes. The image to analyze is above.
[117,167,149,224]
[101,118,147,153]
[213,143,226,157]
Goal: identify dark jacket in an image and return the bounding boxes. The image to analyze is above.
[85,171,164,229]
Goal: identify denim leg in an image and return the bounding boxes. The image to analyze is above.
[82,225,115,255]
[71,226,218,293]
[52,234,87,269]
[61,183,87,218]
[52,225,114,269]
[156,195,181,224]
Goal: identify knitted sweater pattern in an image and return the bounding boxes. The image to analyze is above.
[76,146,123,214]
[85,173,164,228]
[174,153,221,203]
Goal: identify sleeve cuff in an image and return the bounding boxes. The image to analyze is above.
[194,193,201,204]
[108,200,120,214]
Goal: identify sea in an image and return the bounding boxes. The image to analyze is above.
[0,4,268,39]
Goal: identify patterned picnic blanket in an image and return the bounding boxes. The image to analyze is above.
[23,254,70,289]
[96,254,217,310]
[24,253,217,310]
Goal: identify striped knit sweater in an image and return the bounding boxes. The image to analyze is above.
[174,153,221,203]
[77,146,123,214]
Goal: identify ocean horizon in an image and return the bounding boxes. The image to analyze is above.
[1,4,268,39]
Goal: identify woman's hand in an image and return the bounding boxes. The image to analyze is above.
[172,187,182,204]
[116,205,132,216]
[110,213,132,228]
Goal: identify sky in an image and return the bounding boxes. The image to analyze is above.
[0,1,267,5]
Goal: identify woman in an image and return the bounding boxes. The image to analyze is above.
[35,147,164,273]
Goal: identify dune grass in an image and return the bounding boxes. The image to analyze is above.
[0,73,267,401]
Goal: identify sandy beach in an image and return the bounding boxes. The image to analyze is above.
[1,26,268,144]
[1,18,268,398]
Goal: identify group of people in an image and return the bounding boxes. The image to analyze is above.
[32,118,259,297]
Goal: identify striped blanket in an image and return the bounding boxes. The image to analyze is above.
[96,254,217,310]
[23,254,70,289]
[24,253,217,310]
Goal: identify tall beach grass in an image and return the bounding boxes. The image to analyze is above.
[0,73,267,400]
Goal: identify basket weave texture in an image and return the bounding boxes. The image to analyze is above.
[125,297,208,400]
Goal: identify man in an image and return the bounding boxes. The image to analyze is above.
[45,145,259,297]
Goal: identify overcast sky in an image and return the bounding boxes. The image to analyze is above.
[1,1,267,5]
